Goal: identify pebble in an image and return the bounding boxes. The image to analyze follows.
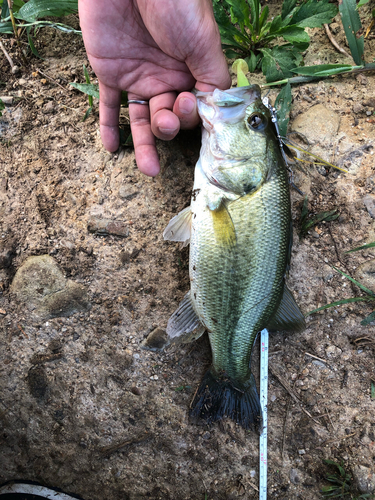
[290,468,301,484]
[10,255,91,319]
[87,217,129,237]
[290,104,340,143]
[325,345,342,358]
[353,103,364,114]
[352,465,375,494]
[141,327,168,351]
[363,194,375,219]
[0,96,13,105]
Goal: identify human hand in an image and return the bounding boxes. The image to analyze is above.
[78,0,231,176]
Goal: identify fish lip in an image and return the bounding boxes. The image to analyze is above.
[193,84,261,102]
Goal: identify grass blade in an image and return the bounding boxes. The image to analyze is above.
[332,265,375,297]
[361,310,375,325]
[306,296,373,316]
[346,241,375,253]
[339,0,365,65]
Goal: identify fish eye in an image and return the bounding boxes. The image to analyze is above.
[248,113,267,130]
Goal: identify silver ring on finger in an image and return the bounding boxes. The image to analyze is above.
[128,99,149,105]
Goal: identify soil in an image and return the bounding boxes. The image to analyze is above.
[1,7,375,500]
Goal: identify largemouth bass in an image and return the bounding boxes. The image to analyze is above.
[163,85,305,431]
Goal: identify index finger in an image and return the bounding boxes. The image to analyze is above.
[128,100,160,177]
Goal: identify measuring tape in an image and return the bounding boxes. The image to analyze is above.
[259,328,269,499]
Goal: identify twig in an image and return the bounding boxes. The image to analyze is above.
[270,366,324,426]
[98,432,150,456]
[304,352,327,364]
[0,40,20,74]
[324,24,350,58]
[37,68,68,92]
[315,432,356,449]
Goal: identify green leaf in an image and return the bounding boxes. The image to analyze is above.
[357,0,370,8]
[27,26,42,58]
[82,106,92,122]
[346,241,375,253]
[291,63,356,77]
[0,21,13,33]
[332,265,375,297]
[290,0,338,28]
[226,0,250,31]
[258,5,269,31]
[247,0,260,32]
[339,0,365,65]
[0,98,4,117]
[275,82,292,137]
[16,0,78,22]
[306,296,374,316]
[245,51,260,72]
[260,46,302,82]
[83,64,93,107]
[281,0,298,20]
[361,310,375,325]
[278,25,310,44]
[69,82,99,99]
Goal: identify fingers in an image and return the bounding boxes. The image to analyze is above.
[98,81,121,152]
[173,92,200,130]
[150,92,180,140]
[128,100,160,177]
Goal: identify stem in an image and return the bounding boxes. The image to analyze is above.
[7,0,27,65]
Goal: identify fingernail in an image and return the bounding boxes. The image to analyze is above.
[179,97,195,115]
[159,127,176,136]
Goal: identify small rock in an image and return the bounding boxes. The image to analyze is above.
[10,255,91,319]
[353,102,364,114]
[298,449,305,455]
[352,465,375,494]
[0,96,13,105]
[42,101,55,114]
[18,78,27,85]
[87,217,129,237]
[356,74,368,85]
[325,345,342,358]
[363,194,375,218]
[291,104,340,143]
[290,468,300,484]
[355,259,375,293]
[118,186,138,200]
[141,327,168,351]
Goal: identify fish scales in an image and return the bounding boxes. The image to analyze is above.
[163,84,305,431]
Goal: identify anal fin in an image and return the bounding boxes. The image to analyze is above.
[166,292,205,345]
[267,283,306,333]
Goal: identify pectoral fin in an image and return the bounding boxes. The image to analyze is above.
[267,283,306,333]
[166,292,205,345]
[163,206,192,247]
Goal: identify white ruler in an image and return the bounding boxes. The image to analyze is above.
[259,328,269,500]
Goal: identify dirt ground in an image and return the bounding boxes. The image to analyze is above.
[1,7,375,500]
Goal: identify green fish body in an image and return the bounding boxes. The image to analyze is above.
[164,85,305,431]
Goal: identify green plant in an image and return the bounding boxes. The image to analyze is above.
[321,460,374,498]
[306,255,375,325]
[300,196,340,238]
[0,98,4,117]
[0,0,81,57]
[213,0,337,82]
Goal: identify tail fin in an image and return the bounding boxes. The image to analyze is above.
[190,369,263,432]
